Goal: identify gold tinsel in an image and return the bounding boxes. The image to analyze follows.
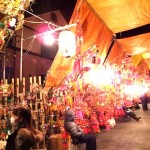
[0,0,35,50]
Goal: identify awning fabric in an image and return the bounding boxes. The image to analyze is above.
[86,0,150,33]
[45,0,150,88]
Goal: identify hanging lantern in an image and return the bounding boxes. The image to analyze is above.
[58,30,76,58]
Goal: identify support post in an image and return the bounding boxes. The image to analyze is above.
[20,27,23,93]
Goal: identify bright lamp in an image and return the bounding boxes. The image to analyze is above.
[58,31,76,58]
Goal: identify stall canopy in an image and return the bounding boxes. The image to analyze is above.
[45,0,150,88]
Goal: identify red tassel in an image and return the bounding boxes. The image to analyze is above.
[73,58,81,73]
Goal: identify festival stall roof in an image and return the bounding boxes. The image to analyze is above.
[45,0,150,88]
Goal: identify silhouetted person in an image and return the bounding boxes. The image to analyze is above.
[140,93,149,111]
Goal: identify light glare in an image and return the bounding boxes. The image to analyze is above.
[43,34,55,45]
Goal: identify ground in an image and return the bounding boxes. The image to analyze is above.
[96,104,150,150]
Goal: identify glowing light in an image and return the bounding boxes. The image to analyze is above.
[142,52,150,59]
[133,47,147,55]
[43,33,55,45]
[9,18,16,27]
[83,67,115,87]
[124,85,149,96]
[58,31,76,57]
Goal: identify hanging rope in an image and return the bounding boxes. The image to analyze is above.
[23,23,77,40]
[22,38,35,61]
[24,9,60,28]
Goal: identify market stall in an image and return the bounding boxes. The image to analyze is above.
[0,0,150,149]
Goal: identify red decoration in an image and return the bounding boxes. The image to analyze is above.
[73,58,82,73]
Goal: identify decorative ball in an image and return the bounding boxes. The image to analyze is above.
[0,22,5,29]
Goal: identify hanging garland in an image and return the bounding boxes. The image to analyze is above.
[0,0,35,16]
[0,0,35,50]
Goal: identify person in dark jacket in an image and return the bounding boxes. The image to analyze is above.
[5,106,43,150]
[64,110,96,150]
[140,93,149,111]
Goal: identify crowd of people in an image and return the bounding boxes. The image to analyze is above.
[3,93,148,150]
